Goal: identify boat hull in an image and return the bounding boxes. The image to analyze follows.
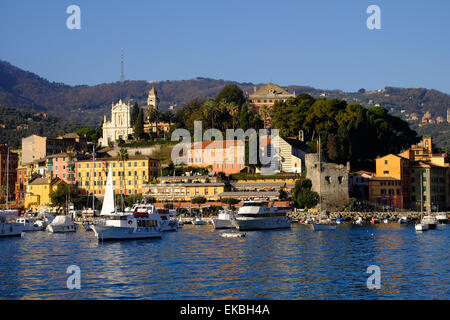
[91,224,162,240]
[47,224,77,233]
[0,222,24,237]
[415,223,429,231]
[233,216,291,231]
[212,219,234,229]
[312,223,337,231]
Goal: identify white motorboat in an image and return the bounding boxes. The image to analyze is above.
[192,217,207,225]
[212,208,235,229]
[157,208,178,231]
[415,223,429,231]
[221,232,246,238]
[354,217,363,225]
[421,215,437,230]
[232,201,291,231]
[383,218,389,224]
[398,217,407,224]
[435,213,448,224]
[91,166,162,240]
[46,215,77,233]
[0,214,24,237]
[16,217,43,231]
[312,218,337,231]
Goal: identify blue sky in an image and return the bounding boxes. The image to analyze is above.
[1,0,449,93]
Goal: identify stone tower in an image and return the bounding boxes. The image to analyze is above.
[147,87,159,110]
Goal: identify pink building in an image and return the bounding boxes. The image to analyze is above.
[186,140,246,174]
[46,152,79,184]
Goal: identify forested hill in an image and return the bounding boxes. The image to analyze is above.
[0,105,84,148]
[1,59,449,126]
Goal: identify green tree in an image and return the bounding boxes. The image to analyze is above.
[215,84,246,107]
[134,108,144,140]
[131,103,140,126]
[292,178,318,209]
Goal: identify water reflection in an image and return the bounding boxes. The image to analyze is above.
[0,223,448,299]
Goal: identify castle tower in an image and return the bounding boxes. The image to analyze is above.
[147,87,159,110]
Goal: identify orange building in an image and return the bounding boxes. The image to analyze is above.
[369,154,411,209]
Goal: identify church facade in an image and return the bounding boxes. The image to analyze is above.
[100,99,134,147]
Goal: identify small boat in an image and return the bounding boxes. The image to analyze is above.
[336,218,345,224]
[16,217,43,231]
[415,223,429,231]
[398,217,407,224]
[383,218,389,224]
[435,213,448,224]
[192,217,207,225]
[370,218,380,224]
[421,215,437,230]
[212,208,235,229]
[221,232,246,238]
[312,220,337,231]
[46,215,77,233]
[354,217,363,225]
[0,214,24,237]
[157,208,178,231]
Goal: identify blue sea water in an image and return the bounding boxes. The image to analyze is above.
[0,223,448,299]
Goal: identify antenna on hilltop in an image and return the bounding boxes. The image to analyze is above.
[120,48,124,82]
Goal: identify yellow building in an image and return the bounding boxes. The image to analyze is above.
[75,155,159,197]
[25,177,66,210]
[144,182,227,202]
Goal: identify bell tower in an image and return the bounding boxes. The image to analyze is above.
[147,87,159,110]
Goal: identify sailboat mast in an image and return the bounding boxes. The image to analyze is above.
[420,169,423,217]
[318,135,321,213]
[92,145,95,211]
[6,146,9,210]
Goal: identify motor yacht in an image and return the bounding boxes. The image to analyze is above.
[232,201,291,231]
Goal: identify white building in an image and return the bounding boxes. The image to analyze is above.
[100,99,134,147]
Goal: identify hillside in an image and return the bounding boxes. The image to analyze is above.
[1,59,449,148]
[0,105,85,148]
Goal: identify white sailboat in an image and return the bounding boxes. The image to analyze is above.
[91,166,162,240]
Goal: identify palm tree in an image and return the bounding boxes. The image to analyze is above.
[202,99,220,129]
[226,102,239,129]
[118,147,128,210]
[65,146,77,207]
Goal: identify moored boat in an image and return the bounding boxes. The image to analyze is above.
[46,215,77,233]
[435,213,448,224]
[16,217,43,231]
[212,208,235,229]
[91,166,162,240]
[421,215,437,230]
[232,201,291,231]
[0,214,24,237]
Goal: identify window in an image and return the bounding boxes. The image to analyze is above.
[381,189,386,195]
[383,171,389,174]
[384,160,388,164]
[338,176,343,184]
[325,176,331,184]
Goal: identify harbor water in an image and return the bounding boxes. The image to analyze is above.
[0,223,449,299]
